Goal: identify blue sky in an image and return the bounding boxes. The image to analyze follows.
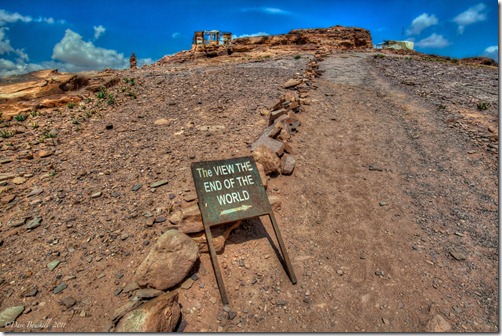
[0,0,498,76]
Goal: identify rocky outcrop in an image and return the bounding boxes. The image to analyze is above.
[232,26,372,52]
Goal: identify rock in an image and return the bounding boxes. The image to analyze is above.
[183,193,197,202]
[112,301,143,324]
[150,180,168,188]
[281,154,296,175]
[449,250,466,261]
[90,192,102,198]
[251,135,284,156]
[375,270,384,277]
[12,177,26,185]
[252,145,281,175]
[38,150,53,158]
[114,291,180,332]
[180,278,194,290]
[153,216,166,224]
[47,259,60,271]
[135,288,165,299]
[228,311,237,320]
[189,221,241,253]
[134,230,199,291]
[426,314,451,332]
[26,217,42,230]
[0,305,24,327]
[154,118,171,126]
[382,318,390,325]
[131,184,142,191]
[60,297,76,309]
[269,109,288,125]
[123,281,140,293]
[337,270,344,276]
[17,151,33,160]
[169,210,182,225]
[53,283,67,294]
[283,79,302,88]
[378,201,388,206]
[27,188,44,197]
[23,288,38,297]
[177,204,203,234]
[9,218,25,228]
[0,173,15,181]
[1,194,16,204]
[256,162,268,189]
[268,195,282,212]
[0,158,12,164]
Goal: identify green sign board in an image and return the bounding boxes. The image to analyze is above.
[191,156,271,226]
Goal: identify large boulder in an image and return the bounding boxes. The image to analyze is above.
[134,230,199,291]
[114,291,180,332]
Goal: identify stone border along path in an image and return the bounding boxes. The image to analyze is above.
[108,53,325,332]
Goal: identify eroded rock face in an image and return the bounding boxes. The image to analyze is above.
[134,229,199,291]
[114,291,180,332]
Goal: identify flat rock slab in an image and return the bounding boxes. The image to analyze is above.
[0,305,24,327]
[134,230,199,291]
[150,180,169,188]
[114,291,180,332]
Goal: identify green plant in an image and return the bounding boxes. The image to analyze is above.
[50,170,57,176]
[438,104,447,110]
[477,102,490,110]
[67,102,75,109]
[43,130,57,138]
[96,87,107,99]
[128,91,137,99]
[71,117,80,125]
[85,111,92,118]
[85,98,91,104]
[107,94,115,106]
[0,129,14,138]
[31,122,39,129]
[30,110,39,117]
[14,114,27,122]
[121,86,127,92]
[294,54,301,60]
[374,53,386,59]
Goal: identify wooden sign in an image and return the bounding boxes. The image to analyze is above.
[191,156,296,305]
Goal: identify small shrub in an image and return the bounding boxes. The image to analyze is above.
[14,114,27,122]
[107,94,115,106]
[128,91,137,99]
[96,87,107,99]
[477,102,490,110]
[0,129,14,138]
[31,122,39,129]
[43,130,57,138]
[71,117,80,125]
[121,86,127,92]
[294,55,301,60]
[374,53,385,59]
[30,110,39,117]
[67,102,75,109]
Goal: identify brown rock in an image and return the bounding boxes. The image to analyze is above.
[251,136,284,156]
[256,162,268,189]
[1,194,16,204]
[281,154,296,175]
[269,109,288,125]
[134,230,199,291]
[283,79,302,88]
[252,145,282,175]
[38,150,53,158]
[114,291,180,332]
[189,221,241,253]
[268,195,282,212]
[154,118,171,126]
[177,203,203,234]
[425,314,451,332]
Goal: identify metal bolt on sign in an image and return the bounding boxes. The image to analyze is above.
[191,156,296,305]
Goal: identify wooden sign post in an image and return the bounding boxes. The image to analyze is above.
[191,156,296,305]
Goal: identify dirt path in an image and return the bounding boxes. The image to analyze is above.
[181,53,498,332]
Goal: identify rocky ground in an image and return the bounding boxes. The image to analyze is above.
[0,49,498,332]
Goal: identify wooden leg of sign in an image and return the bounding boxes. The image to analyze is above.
[268,213,297,284]
[204,225,229,305]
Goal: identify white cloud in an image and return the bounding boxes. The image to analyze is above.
[415,33,450,48]
[93,25,106,39]
[0,58,44,77]
[51,29,127,72]
[406,13,438,36]
[483,45,498,61]
[241,7,291,15]
[0,9,62,26]
[233,32,269,39]
[172,32,182,38]
[453,3,487,34]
